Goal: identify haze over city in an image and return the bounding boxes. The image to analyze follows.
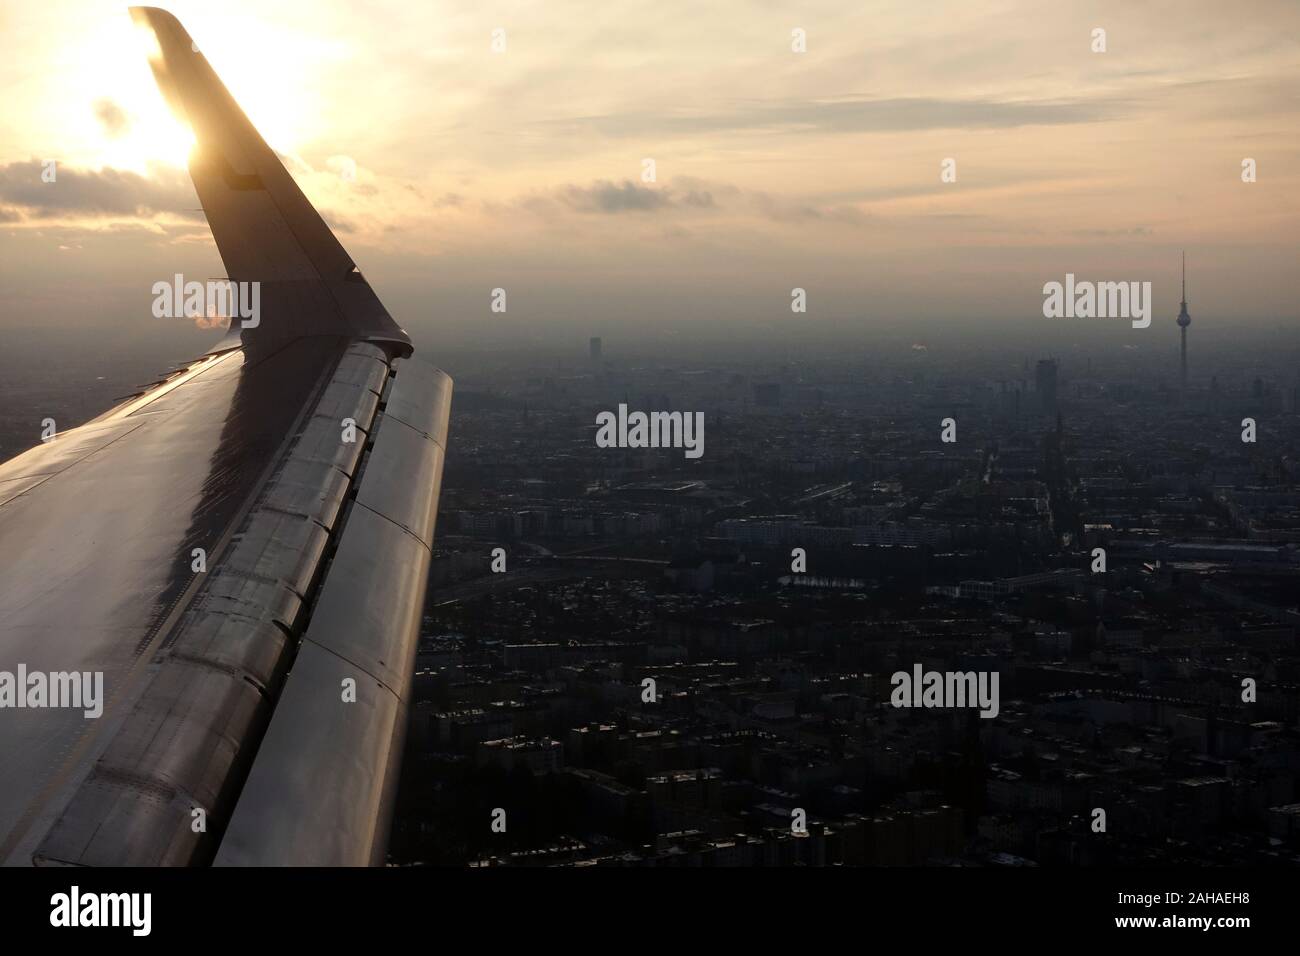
[1,0,1297,356]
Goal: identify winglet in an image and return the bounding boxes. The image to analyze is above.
[129,7,412,357]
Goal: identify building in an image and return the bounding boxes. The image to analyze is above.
[1035,359,1058,415]
[1176,252,1192,395]
[477,736,565,774]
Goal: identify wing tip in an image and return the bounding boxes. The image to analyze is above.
[127,6,176,31]
[128,4,417,358]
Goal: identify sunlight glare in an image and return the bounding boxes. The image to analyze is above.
[75,18,198,173]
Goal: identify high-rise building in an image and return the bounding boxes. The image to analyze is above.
[1035,359,1058,414]
[1176,252,1192,395]
[589,336,603,362]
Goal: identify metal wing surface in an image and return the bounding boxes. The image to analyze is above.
[0,7,451,867]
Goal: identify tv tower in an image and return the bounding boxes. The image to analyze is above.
[1176,252,1191,394]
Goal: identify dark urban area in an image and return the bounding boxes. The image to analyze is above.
[361,327,1300,867]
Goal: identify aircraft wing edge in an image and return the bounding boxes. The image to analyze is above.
[30,348,451,866]
[213,358,451,866]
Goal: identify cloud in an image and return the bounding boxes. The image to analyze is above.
[275,150,313,177]
[558,180,676,213]
[680,190,715,209]
[0,162,200,220]
[1070,226,1153,238]
[544,95,1125,139]
[325,154,357,182]
[498,179,717,219]
[318,208,355,233]
[92,98,130,138]
[497,177,883,231]
[747,190,868,225]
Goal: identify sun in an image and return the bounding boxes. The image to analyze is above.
[76,13,312,175]
[55,17,195,175]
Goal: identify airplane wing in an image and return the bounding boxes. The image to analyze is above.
[0,7,451,866]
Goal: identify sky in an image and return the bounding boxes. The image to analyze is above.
[0,0,1297,352]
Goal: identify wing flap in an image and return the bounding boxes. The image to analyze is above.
[213,641,405,866]
[0,342,337,866]
[31,344,397,866]
[214,360,451,866]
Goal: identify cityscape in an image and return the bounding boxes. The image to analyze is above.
[2,264,1297,874]
[0,8,1295,936]
[375,300,1300,867]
